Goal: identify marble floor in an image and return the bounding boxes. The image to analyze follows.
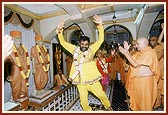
[68,80,164,112]
[69,80,130,111]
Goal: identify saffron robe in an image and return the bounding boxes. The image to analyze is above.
[153,44,164,107]
[154,44,164,88]
[9,45,29,101]
[58,25,104,85]
[109,53,126,83]
[30,45,49,90]
[125,50,137,92]
[128,46,160,111]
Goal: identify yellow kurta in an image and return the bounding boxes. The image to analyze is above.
[58,25,111,111]
[128,47,160,111]
[58,25,104,85]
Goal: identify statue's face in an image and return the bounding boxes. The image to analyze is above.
[79,41,89,52]
[58,69,62,75]
[36,40,43,46]
[14,36,22,46]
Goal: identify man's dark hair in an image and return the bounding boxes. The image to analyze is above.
[79,36,90,43]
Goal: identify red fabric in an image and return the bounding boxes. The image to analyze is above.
[96,56,113,77]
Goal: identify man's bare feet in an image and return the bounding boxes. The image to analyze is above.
[107,107,113,111]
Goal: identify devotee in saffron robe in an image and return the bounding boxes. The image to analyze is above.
[119,38,160,111]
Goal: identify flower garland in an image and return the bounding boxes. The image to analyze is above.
[13,44,30,87]
[97,58,108,74]
[70,47,89,80]
[36,45,50,72]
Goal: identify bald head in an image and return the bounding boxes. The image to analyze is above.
[138,37,149,45]
[136,37,149,51]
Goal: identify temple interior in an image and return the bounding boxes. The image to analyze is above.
[3,2,165,112]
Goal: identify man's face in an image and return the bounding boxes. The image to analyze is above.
[96,51,102,58]
[80,41,89,52]
[149,37,157,48]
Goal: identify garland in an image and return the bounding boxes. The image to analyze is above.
[97,58,108,74]
[36,45,50,72]
[13,44,30,87]
[70,47,89,80]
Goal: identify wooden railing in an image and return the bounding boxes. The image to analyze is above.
[29,84,79,111]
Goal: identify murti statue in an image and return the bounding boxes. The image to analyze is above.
[30,35,50,96]
[54,45,62,69]
[8,30,30,110]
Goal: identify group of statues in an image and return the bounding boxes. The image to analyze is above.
[4,30,51,110]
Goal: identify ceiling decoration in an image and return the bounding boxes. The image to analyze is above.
[4,3,164,24]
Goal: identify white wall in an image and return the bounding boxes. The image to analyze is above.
[39,14,70,41]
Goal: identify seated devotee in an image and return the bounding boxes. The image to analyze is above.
[53,68,69,91]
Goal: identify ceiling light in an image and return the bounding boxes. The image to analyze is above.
[114,26,117,35]
[112,11,117,23]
